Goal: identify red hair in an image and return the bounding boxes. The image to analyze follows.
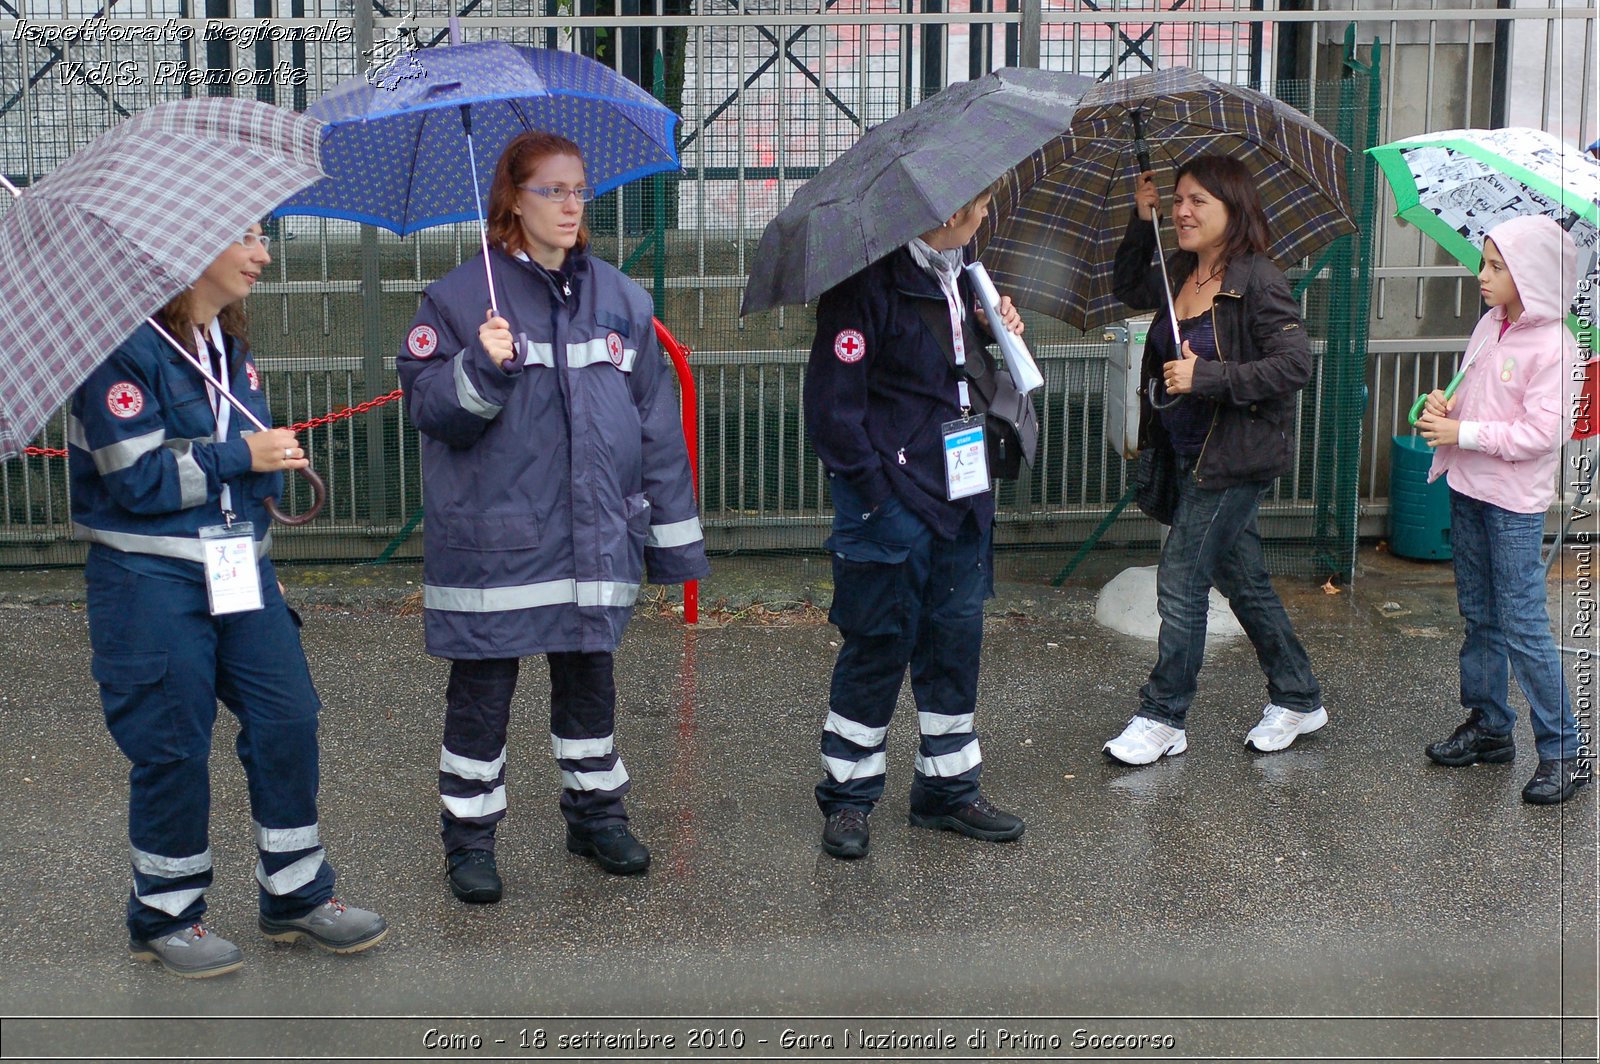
[486,130,591,259]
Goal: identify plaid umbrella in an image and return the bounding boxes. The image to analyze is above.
[976,67,1357,330]
[0,98,325,463]
[740,66,1094,316]
[277,40,680,235]
[1368,126,1600,350]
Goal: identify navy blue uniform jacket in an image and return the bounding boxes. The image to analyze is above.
[69,323,282,579]
[804,248,996,541]
[399,246,708,659]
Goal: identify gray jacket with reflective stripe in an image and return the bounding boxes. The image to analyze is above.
[399,246,708,659]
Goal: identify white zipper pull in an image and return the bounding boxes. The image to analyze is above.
[897,448,907,466]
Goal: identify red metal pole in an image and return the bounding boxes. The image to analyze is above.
[653,318,699,625]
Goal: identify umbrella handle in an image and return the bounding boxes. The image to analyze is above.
[1408,367,1468,426]
[1147,377,1184,410]
[1407,336,1489,425]
[265,466,327,526]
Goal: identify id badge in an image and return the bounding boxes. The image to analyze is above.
[199,522,264,615]
[941,414,991,500]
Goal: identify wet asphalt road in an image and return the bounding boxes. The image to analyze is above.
[0,547,1594,1063]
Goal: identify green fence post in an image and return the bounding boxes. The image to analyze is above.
[1316,28,1381,582]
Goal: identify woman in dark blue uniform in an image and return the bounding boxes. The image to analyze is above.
[70,225,386,978]
[804,183,1029,859]
[398,132,707,904]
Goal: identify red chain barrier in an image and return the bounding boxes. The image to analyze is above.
[19,390,407,460]
[289,388,405,433]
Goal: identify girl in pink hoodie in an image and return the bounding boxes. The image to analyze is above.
[1415,214,1588,805]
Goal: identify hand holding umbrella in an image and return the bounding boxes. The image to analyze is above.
[1407,333,1491,426]
[479,309,517,367]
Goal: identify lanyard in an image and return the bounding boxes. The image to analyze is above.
[194,320,236,520]
[928,266,972,413]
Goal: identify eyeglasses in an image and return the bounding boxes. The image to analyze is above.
[237,232,272,251]
[518,184,596,204]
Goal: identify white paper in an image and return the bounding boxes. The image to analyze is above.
[965,261,1044,395]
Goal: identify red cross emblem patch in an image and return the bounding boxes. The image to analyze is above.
[244,362,260,391]
[106,381,144,419]
[833,328,866,364]
[407,324,438,359]
[606,331,624,366]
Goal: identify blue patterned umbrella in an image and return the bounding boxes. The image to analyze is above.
[277,40,679,235]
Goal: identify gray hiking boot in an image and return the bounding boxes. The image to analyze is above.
[129,923,244,979]
[258,898,388,954]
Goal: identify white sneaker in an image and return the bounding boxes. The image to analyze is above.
[1103,716,1188,766]
[1245,704,1328,752]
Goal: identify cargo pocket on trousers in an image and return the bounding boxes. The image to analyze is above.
[827,533,912,637]
[91,650,186,765]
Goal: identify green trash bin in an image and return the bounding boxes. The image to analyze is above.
[1389,435,1452,560]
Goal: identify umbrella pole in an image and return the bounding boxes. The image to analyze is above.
[1146,215,1185,411]
[144,319,327,525]
[1130,112,1183,409]
[460,104,501,318]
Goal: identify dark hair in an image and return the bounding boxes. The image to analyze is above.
[1171,154,1270,272]
[486,130,590,259]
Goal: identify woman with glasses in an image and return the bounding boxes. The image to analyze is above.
[398,131,707,904]
[69,224,387,978]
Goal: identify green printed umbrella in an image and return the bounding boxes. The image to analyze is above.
[1368,126,1599,349]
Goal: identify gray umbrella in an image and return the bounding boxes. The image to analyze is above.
[739,67,1094,316]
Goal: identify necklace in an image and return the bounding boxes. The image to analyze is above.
[1193,262,1226,291]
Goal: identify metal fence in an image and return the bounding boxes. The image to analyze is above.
[1,1,1595,583]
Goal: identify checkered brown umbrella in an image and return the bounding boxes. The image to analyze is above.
[0,98,325,461]
[976,67,1357,330]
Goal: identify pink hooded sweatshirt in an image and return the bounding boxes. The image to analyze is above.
[1427,214,1583,514]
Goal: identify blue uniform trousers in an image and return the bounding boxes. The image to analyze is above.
[439,651,628,855]
[85,549,335,941]
[816,481,992,814]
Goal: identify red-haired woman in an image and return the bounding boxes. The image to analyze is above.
[398,132,707,903]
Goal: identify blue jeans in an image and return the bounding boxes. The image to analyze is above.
[1139,461,1321,728]
[816,478,993,814]
[1449,489,1579,760]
